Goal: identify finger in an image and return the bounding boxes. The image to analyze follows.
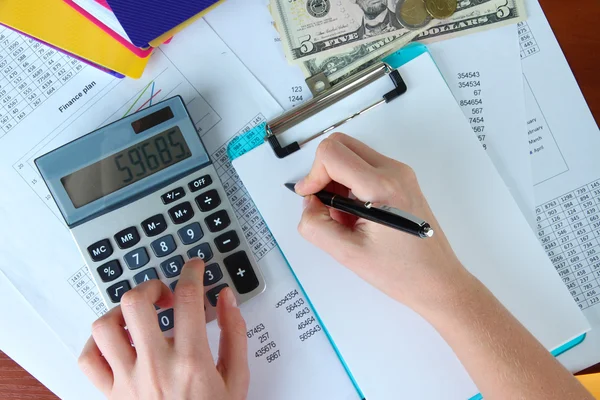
[328,132,394,167]
[78,336,113,395]
[120,279,174,356]
[216,287,250,398]
[295,138,380,201]
[91,306,136,372]
[298,195,363,262]
[174,259,211,359]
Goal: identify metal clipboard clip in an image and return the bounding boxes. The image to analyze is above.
[265,61,407,159]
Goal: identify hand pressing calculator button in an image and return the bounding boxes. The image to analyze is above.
[205,209,231,232]
[142,214,168,237]
[114,226,140,249]
[133,268,159,285]
[206,284,228,307]
[195,189,221,212]
[224,251,260,294]
[168,201,194,224]
[37,97,266,325]
[97,260,123,282]
[188,175,212,192]
[107,281,131,303]
[151,235,177,257]
[88,239,113,262]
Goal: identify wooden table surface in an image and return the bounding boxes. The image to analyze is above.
[1,0,600,398]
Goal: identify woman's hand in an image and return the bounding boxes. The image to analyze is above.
[78,259,249,400]
[295,132,473,312]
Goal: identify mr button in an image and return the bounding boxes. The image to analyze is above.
[114,226,140,249]
[88,239,113,262]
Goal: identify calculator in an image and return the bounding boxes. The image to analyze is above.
[36,96,266,328]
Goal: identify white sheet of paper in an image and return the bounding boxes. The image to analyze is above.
[72,0,132,43]
[204,0,310,110]
[427,24,534,226]
[518,0,600,372]
[234,53,590,399]
[0,20,358,400]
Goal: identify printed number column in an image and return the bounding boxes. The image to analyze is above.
[0,29,21,133]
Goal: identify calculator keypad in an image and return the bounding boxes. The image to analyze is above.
[142,214,168,237]
[151,235,177,257]
[177,223,203,245]
[205,209,231,233]
[97,260,123,283]
[78,166,265,331]
[124,247,150,270]
[168,201,195,225]
[134,268,159,285]
[114,227,140,249]
[88,239,113,262]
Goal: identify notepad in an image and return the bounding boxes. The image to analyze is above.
[234,53,590,399]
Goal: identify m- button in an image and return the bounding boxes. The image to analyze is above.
[87,239,113,262]
[114,226,140,249]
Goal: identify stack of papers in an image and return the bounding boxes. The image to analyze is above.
[0,0,599,398]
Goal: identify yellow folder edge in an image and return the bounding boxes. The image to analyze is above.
[0,0,150,79]
[577,373,600,398]
[148,1,225,48]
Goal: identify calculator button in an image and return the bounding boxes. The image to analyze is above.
[97,260,123,283]
[107,281,131,303]
[214,231,240,253]
[205,210,231,233]
[160,255,184,278]
[133,268,159,285]
[170,280,179,292]
[206,284,229,307]
[88,239,113,262]
[168,202,195,224]
[224,251,260,294]
[158,309,174,332]
[142,214,168,237]
[161,187,185,205]
[187,243,213,262]
[177,222,204,245]
[188,175,213,192]
[204,263,223,286]
[114,226,140,249]
[124,247,150,270]
[151,235,177,257]
[195,189,221,212]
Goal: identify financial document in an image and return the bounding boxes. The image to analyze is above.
[517,0,600,372]
[0,19,358,400]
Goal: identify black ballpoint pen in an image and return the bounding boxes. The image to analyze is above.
[285,183,434,239]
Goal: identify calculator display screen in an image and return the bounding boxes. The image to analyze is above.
[61,126,192,208]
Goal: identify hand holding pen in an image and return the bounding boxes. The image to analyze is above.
[291,133,466,311]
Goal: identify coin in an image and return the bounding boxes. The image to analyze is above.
[425,0,457,19]
[396,0,432,30]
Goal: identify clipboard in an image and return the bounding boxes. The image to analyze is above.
[226,43,587,400]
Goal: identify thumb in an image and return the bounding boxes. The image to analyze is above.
[298,195,362,263]
[216,287,249,398]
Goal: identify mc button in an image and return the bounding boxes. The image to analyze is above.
[88,239,113,262]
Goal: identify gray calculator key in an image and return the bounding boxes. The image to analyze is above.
[107,280,131,303]
[206,284,229,307]
[177,223,203,245]
[124,247,150,270]
[133,268,159,285]
[170,280,178,292]
[151,235,177,257]
[187,243,213,262]
[160,255,184,278]
[158,309,174,332]
[204,263,223,286]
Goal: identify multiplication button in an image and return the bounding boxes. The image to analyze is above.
[205,209,231,232]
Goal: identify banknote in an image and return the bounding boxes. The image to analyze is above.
[299,0,525,81]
